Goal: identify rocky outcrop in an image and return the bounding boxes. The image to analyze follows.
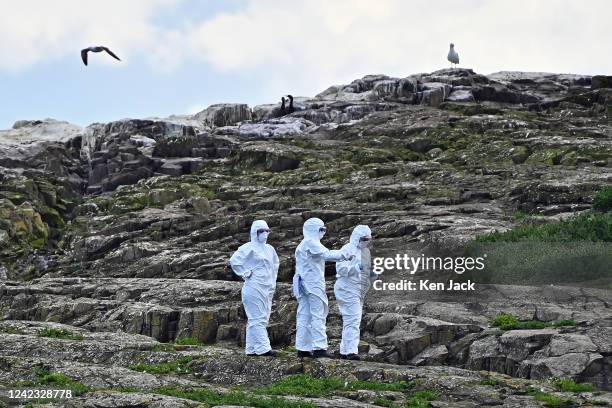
[1,69,611,405]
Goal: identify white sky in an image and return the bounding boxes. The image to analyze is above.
[0,0,610,127]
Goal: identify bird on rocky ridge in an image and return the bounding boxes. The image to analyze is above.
[447,43,459,69]
[286,95,295,114]
[81,46,121,66]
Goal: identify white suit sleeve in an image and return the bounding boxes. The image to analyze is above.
[229,245,253,279]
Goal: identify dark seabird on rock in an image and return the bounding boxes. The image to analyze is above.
[81,46,121,66]
[286,94,295,114]
[280,96,286,115]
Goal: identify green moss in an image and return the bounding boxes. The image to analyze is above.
[481,378,499,386]
[174,337,201,346]
[258,375,412,398]
[528,388,575,407]
[0,327,25,335]
[38,328,84,341]
[156,386,316,408]
[128,356,193,375]
[490,314,576,331]
[15,366,91,397]
[406,391,439,407]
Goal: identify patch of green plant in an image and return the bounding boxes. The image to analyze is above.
[553,378,595,393]
[174,337,201,346]
[481,378,499,386]
[464,216,612,284]
[151,343,177,352]
[373,396,398,407]
[475,212,612,243]
[257,375,412,398]
[128,356,193,375]
[15,367,92,397]
[406,391,439,408]
[38,328,83,341]
[528,388,576,407]
[156,386,316,408]
[491,313,519,330]
[0,327,24,334]
[593,186,612,212]
[491,314,576,331]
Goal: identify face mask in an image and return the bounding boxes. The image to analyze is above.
[358,237,372,248]
[318,227,326,239]
[257,231,269,243]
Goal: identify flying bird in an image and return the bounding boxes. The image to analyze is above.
[447,43,459,68]
[81,46,121,66]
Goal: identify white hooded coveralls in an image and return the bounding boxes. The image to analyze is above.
[334,225,376,355]
[293,218,348,352]
[229,220,279,355]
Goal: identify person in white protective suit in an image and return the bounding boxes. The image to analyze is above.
[334,225,376,360]
[293,218,353,358]
[229,220,280,356]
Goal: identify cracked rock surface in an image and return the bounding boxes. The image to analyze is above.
[1,69,611,406]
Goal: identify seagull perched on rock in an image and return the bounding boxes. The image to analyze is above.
[447,43,459,68]
[81,46,121,66]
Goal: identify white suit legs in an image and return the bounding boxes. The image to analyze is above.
[242,283,272,355]
[295,282,329,351]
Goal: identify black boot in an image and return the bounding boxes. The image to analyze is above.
[297,350,312,358]
[261,350,278,357]
[346,354,360,361]
[312,349,332,359]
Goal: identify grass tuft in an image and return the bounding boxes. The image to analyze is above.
[257,375,412,398]
[128,356,193,375]
[38,328,83,341]
[491,314,576,331]
[553,378,595,393]
[156,387,316,408]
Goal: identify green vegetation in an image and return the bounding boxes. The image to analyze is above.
[174,337,201,346]
[406,391,439,408]
[372,396,397,407]
[528,388,575,408]
[128,356,193,375]
[491,314,576,331]
[38,328,84,341]
[257,375,412,398]
[475,212,612,243]
[151,343,177,352]
[155,387,316,408]
[0,326,24,334]
[593,186,612,212]
[16,366,91,397]
[553,378,595,393]
[481,377,500,386]
[464,211,612,285]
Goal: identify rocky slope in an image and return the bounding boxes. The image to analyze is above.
[0,68,611,407]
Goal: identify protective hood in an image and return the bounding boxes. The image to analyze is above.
[349,225,371,247]
[250,220,270,243]
[303,218,324,241]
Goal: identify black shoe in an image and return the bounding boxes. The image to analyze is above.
[297,350,312,358]
[312,349,332,359]
[247,350,278,357]
[345,353,360,361]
